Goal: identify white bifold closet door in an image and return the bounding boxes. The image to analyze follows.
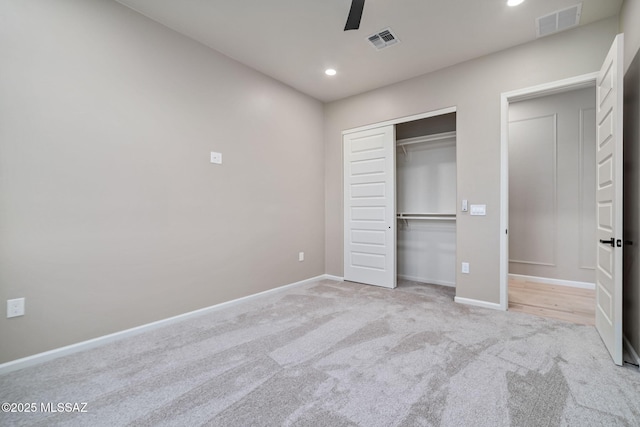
[343,125,396,289]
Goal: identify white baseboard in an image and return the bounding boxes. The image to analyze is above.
[322,274,344,282]
[454,296,503,311]
[508,273,595,290]
[623,335,640,370]
[398,274,455,288]
[0,274,331,375]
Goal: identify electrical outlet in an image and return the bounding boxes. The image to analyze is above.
[7,298,25,318]
[461,262,470,274]
[210,151,222,164]
[299,252,304,262]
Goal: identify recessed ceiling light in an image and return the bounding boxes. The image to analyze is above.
[325,68,337,76]
[507,0,525,6]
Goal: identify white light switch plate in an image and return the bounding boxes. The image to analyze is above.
[461,263,470,274]
[470,204,486,216]
[210,152,222,164]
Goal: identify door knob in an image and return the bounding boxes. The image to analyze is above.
[599,238,615,247]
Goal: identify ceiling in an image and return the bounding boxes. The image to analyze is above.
[115,0,623,102]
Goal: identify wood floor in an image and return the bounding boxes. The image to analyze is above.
[508,278,595,325]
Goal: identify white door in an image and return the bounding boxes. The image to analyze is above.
[595,34,624,366]
[343,125,396,288]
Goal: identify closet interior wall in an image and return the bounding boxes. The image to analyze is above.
[396,113,457,286]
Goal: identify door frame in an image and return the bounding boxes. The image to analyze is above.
[342,106,457,136]
[499,72,599,310]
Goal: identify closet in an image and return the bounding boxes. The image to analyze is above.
[396,113,457,287]
[343,109,457,289]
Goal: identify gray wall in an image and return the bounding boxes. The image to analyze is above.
[508,88,596,283]
[622,0,640,74]
[0,0,325,363]
[621,0,640,359]
[324,17,619,304]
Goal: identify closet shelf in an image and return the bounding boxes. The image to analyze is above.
[396,131,457,147]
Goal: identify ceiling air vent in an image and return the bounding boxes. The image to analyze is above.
[367,27,400,50]
[536,3,582,38]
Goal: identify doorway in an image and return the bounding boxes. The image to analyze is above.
[499,72,599,311]
[506,85,597,325]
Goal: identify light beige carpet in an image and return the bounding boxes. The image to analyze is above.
[1,279,639,426]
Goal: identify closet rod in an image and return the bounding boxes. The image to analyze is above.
[397,213,456,216]
[397,213,456,221]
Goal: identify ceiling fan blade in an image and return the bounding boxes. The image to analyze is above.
[344,0,365,31]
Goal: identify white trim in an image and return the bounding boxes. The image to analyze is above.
[500,92,510,311]
[342,106,457,135]
[454,296,503,311]
[508,273,595,290]
[623,335,640,370]
[503,73,598,103]
[0,274,331,375]
[499,72,598,312]
[509,259,557,267]
[323,274,345,282]
[397,274,455,288]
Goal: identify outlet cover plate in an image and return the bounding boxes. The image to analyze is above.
[210,152,222,164]
[470,204,486,216]
[7,298,25,318]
